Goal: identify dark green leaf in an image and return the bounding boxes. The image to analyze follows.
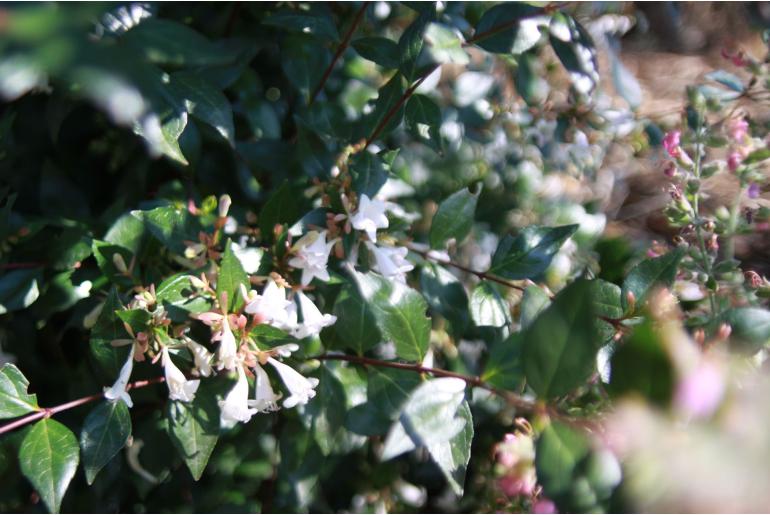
[358,73,406,142]
[705,70,745,93]
[168,71,234,144]
[743,148,770,165]
[352,37,400,69]
[349,152,390,197]
[536,422,589,499]
[104,212,147,255]
[320,282,381,355]
[305,364,347,455]
[724,307,770,350]
[259,181,302,237]
[482,332,524,391]
[80,400,132,485]
[139,205,201,255]
[590,279,623,319]
[549,14,598,95]
[523,279,598,398]
[89,288,131,378]
[519,284,550,330]
[405,94,443,153]
[398,6,435,81]
[0,268,41,314]
[351,270,431,362]
[621,247,685,312]
[346,367,420,436]
[473,3,542,53]
[121,19,232,67]
[156,271,212,323]
[429,185,479,248]
[167,381,220,481]
[217,240,249,313]
[469,281,509,328]
[281,35,331,102]
[19,418,80,513]
[420,263,469,335]
[264,10,339,41]
[515,51,549,105]
[0,364,39,419]
[489,225,577,280]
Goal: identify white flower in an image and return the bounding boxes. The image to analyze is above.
[292,291,337,339]
[288,230,336,286]
[162,348,200,402]
[219,366,258,428]
[267,357,319,408]
[243,280,294,329]
[365,242,414,283]
[232,242,263,274]
[185,338,213,377]
[248,363,282,413]
[350,194,390,241]
[216,321,239,371]
[104,345,135,407]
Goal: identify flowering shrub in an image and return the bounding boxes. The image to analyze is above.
[1,2,770,513]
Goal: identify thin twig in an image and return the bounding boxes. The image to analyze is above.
[310,2,370,106]
[0,262,45,270]
[0,377,165,436]
[407,244,527,292]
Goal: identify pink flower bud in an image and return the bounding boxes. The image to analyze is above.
[533,498,558,514]
[726,117,749,142]
[727,152,742,173]
[674,359,725,419]
[662,131,682,158]
[663,162,677,178]
[498,472,536,497]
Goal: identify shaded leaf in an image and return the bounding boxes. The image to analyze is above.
[405,94,443,153]
[320,282,381,355]
[217,240,249,313]
[489,225,577,280]
[0,268,41,314]
[168,71,234,144]
[352,37,400,69]
[420,263,469,335]
[621,247,685,312]
[80,400,132,485]
[166,381,220,481]
[482,332,524,391]
[429,185,479,248]
[0,364,39,419]
[469,281,509,328]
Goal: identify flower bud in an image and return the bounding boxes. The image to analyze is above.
[112,253,128,274]
[218,194,232,218]
[625,291,636,313]
[717,323,732,341]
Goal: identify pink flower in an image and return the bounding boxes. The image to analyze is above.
[498,472,536,497]
[662,131,682,158]
[532,498,558,514]
[721,47,748,67]
[674,359,725,419]
[726,117,749,142]
[748,182,760,199]
[727,151,742,173]
[663,162,676,178]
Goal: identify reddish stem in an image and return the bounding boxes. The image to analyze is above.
[0,377,165,436]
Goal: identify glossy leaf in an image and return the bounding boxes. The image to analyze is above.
[469,281,509,328]
[482,332,524,391]
[217,240,249,313]
[320,282,381,355]
[405,94,443,153]
[473,3,543,54]
[621,247,685,312]
[519,284,551,330]
[0,363,39,419]
[346,367,421,436]
[259,181,302,237]
[19,418,80,513]
[536,422,590,500]
[0,268,41,314]
[724,307,770,350]
[523,279,598,398]
[89,288,131,378]
[166,382,220,481]
[351,270,431,362]
[398,6,435,81]
[168,71,234,144]
[139,205,201,255]
[264,10,339,42]
[352,37,400,69]
[156,271,213,323]
[420,263,469,335]
[121,18,231,67]
[80,400,132,485]
[429,185,479,248]
[489,225,577,280]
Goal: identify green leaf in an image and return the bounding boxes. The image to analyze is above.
[264,10,339,42]
[489,225,577,280]
[351,270,431,362]
[104,211,147,255]
[429,185,479,248]
[424,23,469,65]
[590,279,623,319]
[536,422,590,500]
[92,240,134,288]
[621,247,685,312]
[398,6,435,81]
[724,307,770,350]
[0,268,42,314]
[549,14,598,95]
[349,152,390,198]
[0,364,39,419]
[469,281,510,328]
[743,148,770,165]
[89,288,131,378]
[166,381,220,481]
[420,263,469,335]
[217,240,249,313]
[320,282,381,355]
[515,51,549,105]
[138,205,200,255]
[405,94,443,153]
[116,309,152,335]
[482,332,524,391]
[381,378,473,495]
[134,108,189,165]
[358,73,406,142]
[523,279,598,398]
[168,71,234,145]
[608,320,674,405]
[352,37,400,69]
[259,181,302,238]
[346,367,420,436]
[519,284,551,330]
[80,400,132,485]
[19,418,80,513]
[305,364,347,456]
[156,271,213,323]
[473,3,543,54]
[121,18,232,67]
[281,35,331,102]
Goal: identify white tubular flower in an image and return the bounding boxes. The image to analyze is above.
[185,338,213,377]
[292,291,337,339]
[350,194,390,241]
[104,345,135,407]
[162,348,200,403]
[217,321,239,371]
[219,366,258,428]
[288,230,336,286]
[248,363,281,413]
[365,242,414,283]
[243,280,294,329]
[267,357,319,408]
